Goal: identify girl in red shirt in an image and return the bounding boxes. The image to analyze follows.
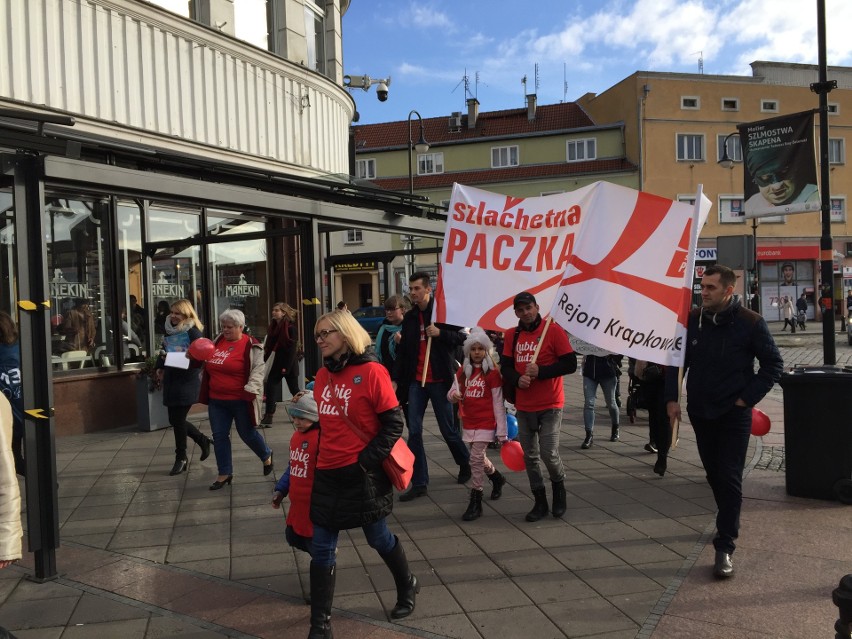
[448,328,508,521]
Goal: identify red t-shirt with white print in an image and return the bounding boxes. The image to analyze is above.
[314,361,399,470]
[503,321,573,412]
[206,335,249,400]
[456,367,502,430]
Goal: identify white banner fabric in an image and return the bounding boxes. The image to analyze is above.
[433,182,711,366]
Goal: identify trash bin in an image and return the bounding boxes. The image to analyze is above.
[780,366,852,503]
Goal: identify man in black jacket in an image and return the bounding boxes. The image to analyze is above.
[392,272,470,501]
[665,264,782,579]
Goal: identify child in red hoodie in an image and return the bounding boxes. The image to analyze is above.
[272,391,320,555]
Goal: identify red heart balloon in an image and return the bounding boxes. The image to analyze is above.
[751,408,771,436]
[500,440,526,472]
[188,337,216,361]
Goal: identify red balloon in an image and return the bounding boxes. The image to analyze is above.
[751,408,771,436]
[500,440,526,472]
[188,337,216,361]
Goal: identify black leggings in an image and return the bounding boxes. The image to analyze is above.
[265,369,301,414]
[645,381,670,457]
[168,405,206,458]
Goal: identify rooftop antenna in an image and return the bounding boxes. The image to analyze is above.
[452,69,474,104]
[562,62,568,103]
[474,71,480,99]
[534,62,540,94]
[692,50,704,74]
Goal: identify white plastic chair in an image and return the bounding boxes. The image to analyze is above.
[60,350,89,370]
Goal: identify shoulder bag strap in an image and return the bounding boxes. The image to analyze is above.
[326,379,371,444]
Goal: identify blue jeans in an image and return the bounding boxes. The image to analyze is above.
[311,519,395,567]
[208,398,271,476]
[407,381,470,487]
[690,406,752,555]
[582,375,619,433]
[515,408,565,490]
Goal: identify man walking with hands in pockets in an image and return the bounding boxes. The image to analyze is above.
[665,265,782,579]
[501,292,577,521]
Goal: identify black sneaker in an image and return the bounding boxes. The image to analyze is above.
[581,433,593,449]
[644,442,658,454]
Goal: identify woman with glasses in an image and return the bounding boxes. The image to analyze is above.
[305,310,416,638]
[156,299,212,476]
[200,309,273,490]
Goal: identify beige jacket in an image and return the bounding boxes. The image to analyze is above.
[0,394,22,563]
[244,341,266,425]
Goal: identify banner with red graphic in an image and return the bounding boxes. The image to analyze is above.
[433,182,711,366]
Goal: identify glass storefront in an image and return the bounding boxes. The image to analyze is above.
[759,259,816,321]
[0,191,278,378]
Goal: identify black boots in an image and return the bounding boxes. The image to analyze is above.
[488,470,506,500]
[199,435,212,461]
[380,537,419,620]
[462,489,483,521]
[551,480,567,517]
[169,457,187,476]
[713,550,734,578]
[581,431,593,449]
[525,487,549,522]
[654,453,667,477]
[456,463,472,484]
[610,425,620,442]
[308,562,335,638]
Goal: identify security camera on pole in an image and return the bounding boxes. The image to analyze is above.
[343,74,391,102]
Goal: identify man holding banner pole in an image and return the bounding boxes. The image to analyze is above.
[664,265,782,579]
[392,272,470,501]
[501,292,577,521]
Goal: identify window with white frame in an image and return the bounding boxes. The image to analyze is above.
[719,196,745,224]
[721,98,739,111]
[717,134,743,163]
[356,158,376,180]
[491,145,519,168]
[566,138,596,162]
[417,152,444,175]
[829,138,845,164]
[831,197,846,223]
[681,96,700,109]
[344,229,363,244]
[676,134,704,161]
[304,1,326,75]
[760,99,779,113]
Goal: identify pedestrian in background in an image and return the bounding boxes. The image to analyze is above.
[580,353,622,449]
[261,302,300,426]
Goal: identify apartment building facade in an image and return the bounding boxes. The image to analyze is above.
[579,62,852,320]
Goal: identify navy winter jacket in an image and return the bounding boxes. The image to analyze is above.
[664,300,783,420]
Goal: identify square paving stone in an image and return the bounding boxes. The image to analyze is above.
[574,563,663,596]
[467,603,563,639]
[514,571,598,603]
[542,595,638,636]
[446,577,532,613]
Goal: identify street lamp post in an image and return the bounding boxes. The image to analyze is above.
[405,110,429,280]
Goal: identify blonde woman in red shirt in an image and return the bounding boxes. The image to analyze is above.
[307,310,414,638]
[448,328,508,521]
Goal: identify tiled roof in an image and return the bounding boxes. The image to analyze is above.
[369,158,637,192]
[354,102,598,151]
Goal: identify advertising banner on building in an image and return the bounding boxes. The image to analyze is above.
[434,182,711,365]
[739,110,820,219]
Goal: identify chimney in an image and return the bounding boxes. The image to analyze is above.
[467,98,479,129]
[526,94,537,121]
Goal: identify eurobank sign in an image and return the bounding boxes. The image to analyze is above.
[695,247,717,262]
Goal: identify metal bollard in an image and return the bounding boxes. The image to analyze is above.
[833,574,852,639]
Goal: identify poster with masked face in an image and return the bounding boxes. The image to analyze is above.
[738,110,820,219]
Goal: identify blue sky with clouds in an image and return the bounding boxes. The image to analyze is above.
[342,0,852,124]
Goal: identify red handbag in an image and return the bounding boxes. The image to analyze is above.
[328,382,413,491]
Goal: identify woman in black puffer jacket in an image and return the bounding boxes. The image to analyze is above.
[307,309,414,639]
[156,299,211,476]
